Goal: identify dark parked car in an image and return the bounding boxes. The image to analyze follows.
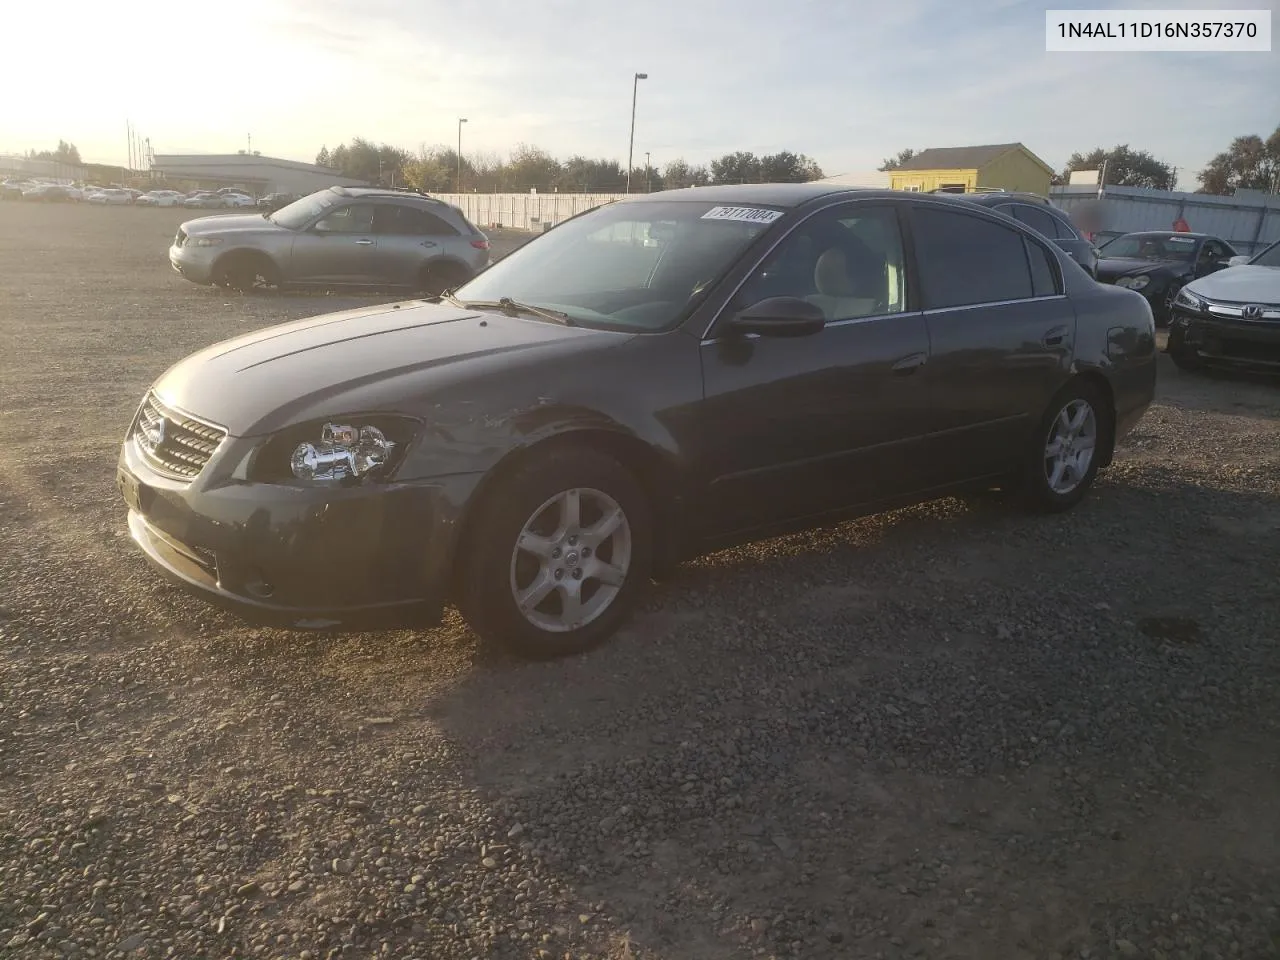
[256,192,298,213]
[118,184,1157,658]
[1166,237,1280,372]
[1096,231,1238,325]
[948,191,1100,278]
[169,186,491,293]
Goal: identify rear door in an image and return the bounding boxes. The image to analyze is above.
[907,202,1075,484]
[288,203,379,284]
[371,204,464,286]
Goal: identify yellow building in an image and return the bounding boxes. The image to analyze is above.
[890,143,1055,196]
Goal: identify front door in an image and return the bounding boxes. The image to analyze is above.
[906,203,1075,482]
[289,203,379,285]
[695,202,934,538]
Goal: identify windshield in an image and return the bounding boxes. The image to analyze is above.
[269,189,340,229]
[453,200,782,330]
[1101,233,1198,262]
[1250,240,1280,268]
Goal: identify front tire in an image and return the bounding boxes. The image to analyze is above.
[457,447,653,659]
[216,252,280,293]
[1021,380,1110,513]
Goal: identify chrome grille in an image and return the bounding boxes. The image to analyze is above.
[132,393,226,480]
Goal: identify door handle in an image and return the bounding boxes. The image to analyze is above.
[355,238,374,245]
[1042,325,1068,346]
[420,240,437,248]
[891,352,927,375]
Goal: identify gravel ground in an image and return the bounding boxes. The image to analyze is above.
[1,201,1279,960]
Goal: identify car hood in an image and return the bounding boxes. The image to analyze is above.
[151,301,622,436]
[1185,264,1280,303]
[1096,257,1187,282]
[181,213,283,236]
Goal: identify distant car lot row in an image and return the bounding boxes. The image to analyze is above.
[1,178,298,211]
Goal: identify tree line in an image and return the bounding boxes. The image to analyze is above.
[878,125,1280,195]
[315,138,824,194]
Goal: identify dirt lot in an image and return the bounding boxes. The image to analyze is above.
[1,201,1279,960]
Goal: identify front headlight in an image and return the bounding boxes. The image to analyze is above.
[1174,287,1206,312]
[1115,275,1152,291]
[187,237,223,247]
[291,422,395,482]
[245,415,419,484]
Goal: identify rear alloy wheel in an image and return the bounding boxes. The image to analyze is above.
[217,253,279,293]
[458,448,652,659]
[418,261,469,297]
[1022,381,1109,513]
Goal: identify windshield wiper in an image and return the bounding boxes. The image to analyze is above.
[458,297,574,325]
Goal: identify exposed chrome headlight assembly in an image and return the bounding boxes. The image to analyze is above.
[243,415,419,485]
[291,422,395,482]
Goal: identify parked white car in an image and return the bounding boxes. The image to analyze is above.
[136,190,185,207]
[221,192,256,208]
[87,188,134,205]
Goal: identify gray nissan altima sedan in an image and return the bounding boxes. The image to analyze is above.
[168,186,493,294]
[124,184,1157,659]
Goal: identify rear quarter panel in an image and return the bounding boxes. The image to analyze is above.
[1069,278,1157,441]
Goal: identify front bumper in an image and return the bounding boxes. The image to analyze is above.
[169,243,216,285]
[1167,305,1280,368]
[117,434,478,629]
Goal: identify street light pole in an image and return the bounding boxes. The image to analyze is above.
[625,72,648,194]
[457,118,468,193]
[645,151,651,193]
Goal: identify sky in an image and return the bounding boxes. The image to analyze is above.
[2,0,1276,191]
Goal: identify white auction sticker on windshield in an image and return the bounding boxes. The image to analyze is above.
[700,206,784,225]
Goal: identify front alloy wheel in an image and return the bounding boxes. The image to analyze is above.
[458,447,653,658]
[509,487,632,633]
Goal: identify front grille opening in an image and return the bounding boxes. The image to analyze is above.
[132,393,227,481]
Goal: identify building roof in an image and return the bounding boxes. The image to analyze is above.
[152,153,349,176]
[897,143,1052,174]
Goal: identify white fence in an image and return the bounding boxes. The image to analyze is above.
[432,193,627,232]
[1050,184,1280,256]
[435,187,1280,256]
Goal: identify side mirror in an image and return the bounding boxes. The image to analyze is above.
[1227,255,1250,267]
[723,297,826,338]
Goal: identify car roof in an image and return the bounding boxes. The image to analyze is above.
[331,186,447,203]
[1120,231,1214,239]
[615,182,891,207]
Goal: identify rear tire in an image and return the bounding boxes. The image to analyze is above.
[1020,379,1111,514]
[418,260,470,297]
[216,252,280,293]
[457,447,653,659]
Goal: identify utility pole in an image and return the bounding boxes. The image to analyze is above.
[645,151,651,192]
[625,72,648,194]
[247,133,252,155]
[457,118,468,193]
[145,137,152,176]
[126,120,133,171]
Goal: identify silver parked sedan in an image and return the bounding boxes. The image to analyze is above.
[168,186,492,293]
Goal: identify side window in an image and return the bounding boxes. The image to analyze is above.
[1047,210,1079,240]
[734,204,906,321]
[910,206,1034,308]
[1025,238,1060,297]
[374,205,461,236]
[1011,203,1057,239]
[314,203,375,234]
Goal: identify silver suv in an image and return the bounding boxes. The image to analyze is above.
[169,186,491,293]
